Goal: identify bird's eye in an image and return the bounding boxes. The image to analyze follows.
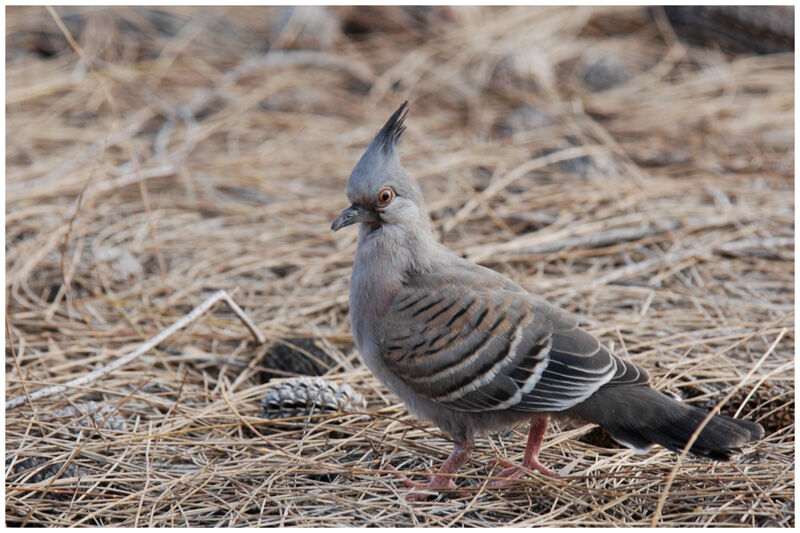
[377,187,395,206]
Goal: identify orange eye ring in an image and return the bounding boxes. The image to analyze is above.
[377,187,395,206]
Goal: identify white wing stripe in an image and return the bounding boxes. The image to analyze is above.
[432,315,531,402]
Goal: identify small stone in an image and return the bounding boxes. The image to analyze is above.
[582,54,634,92]
[497,105,557,137]
[95,246,143,282]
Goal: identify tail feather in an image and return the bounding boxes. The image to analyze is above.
[570,386,764,460]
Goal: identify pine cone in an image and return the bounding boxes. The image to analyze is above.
[7,457,82,483]
[261,337,337,381]
[261,377,366,420]
[44,401,128,434]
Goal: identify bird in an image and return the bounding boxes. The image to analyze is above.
[331,102,764,499]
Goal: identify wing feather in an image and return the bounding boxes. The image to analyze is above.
[378,282,625,413]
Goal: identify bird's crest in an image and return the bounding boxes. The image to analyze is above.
[371,101,408,156]
[346,101,421,205]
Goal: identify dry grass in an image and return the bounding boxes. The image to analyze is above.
[5,6,794,527]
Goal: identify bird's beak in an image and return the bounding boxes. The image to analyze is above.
[331,204,374,231]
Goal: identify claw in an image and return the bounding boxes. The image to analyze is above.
[387,465,444,489]
[385,443,471,501]
[386,464,459,500]
[488,456,514,469]
[489,463,560,487]
[488,417,559,488]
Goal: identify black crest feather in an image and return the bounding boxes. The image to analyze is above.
[374,101,408,155]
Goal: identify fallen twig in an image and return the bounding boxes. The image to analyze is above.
[5,290,265,410]
[515,220,682,255]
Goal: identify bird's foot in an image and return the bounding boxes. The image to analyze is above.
[488,456,559,487]
[386,465,461,501]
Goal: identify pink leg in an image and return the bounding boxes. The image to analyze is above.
[490,417,559,487]
[387,443,470,501]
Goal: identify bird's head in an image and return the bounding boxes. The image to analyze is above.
[331,102,427,234]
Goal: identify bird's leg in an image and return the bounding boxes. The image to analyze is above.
[490,417,559,487]
[387,443,470,500]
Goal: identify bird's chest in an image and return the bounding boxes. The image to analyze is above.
[348,233,407,350]
[348,262,400,353]
[347,269,406,397]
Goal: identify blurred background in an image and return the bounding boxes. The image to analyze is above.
[5,6,794,527]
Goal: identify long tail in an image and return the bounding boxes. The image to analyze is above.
[569,385,764,460]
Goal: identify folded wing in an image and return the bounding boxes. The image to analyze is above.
[378,282,649,413]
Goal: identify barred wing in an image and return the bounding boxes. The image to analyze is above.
[377,284,649,413]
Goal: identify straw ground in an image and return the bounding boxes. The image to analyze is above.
[6,6,793,526]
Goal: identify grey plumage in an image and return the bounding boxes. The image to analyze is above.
[333,103,764,495]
